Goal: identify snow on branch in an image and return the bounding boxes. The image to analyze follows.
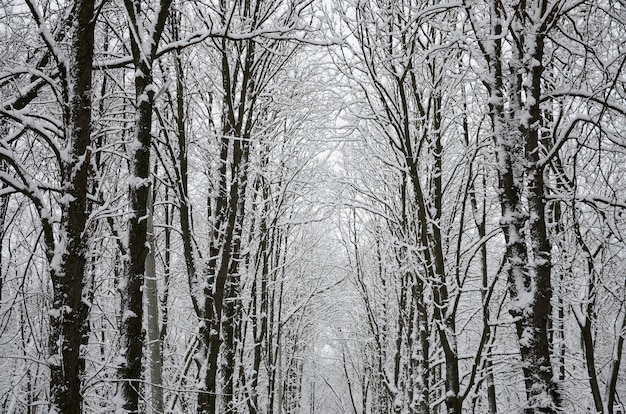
[24,0,68,81]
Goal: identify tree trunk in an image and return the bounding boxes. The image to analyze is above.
[248,175,272,414]
[44,0,95,412]
[145,190,164,413]
[475,169,497,414]
[118,1,171,411]
[198,10,255,408]
[481,1,559,411]
[119,60,151,411]
[517,3,559,411]
[412,277,430,414]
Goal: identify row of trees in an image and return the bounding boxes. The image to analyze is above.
[0,0,337,412]
[0,0,625,413]
[329,0,626,413]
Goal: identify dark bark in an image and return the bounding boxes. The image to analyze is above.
[0,163,7,305]
[119,58,151,412]
[606,314,626,414]
[45,1,96,412]
[350,2,462,409]
[471,1,559,411]
[283,333,304,413]
[198,56,244,409]
[572,211,604,412]
[170,9,201,318]
[412,277,430,414]
[118,1,172,411]
[199,124,248,413]
[400,70,457,414]
[516,3,559,411]
[474,172,497,414]
[198,4,258,410]
[223,137,250,413]
[268,229,287,414]
[431,90,460,414]
[191,1,306,410]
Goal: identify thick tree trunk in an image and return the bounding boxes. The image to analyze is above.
[517,4,559,411]
[493,72,558,414]
[46,1,95,412]
[485,1,558,411]
[469,1,560,411]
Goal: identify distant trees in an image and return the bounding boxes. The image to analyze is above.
[0,0,625,413]
[332,1,498,413]
[332,0,626,413]
[1,0,328,411]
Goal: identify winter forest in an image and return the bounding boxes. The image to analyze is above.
[0,0,625,413]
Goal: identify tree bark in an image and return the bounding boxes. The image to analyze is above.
[474,1,559,411]
[42,1,96,412]
[118,1,172,411]
[145,190,164,413]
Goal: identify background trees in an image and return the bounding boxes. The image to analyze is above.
[332,0,626,413]
[0,0,625,413]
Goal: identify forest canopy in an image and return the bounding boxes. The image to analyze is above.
[0,0,625,413]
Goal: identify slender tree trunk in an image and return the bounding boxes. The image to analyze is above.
[170,8,201,317]
[222,259,241,413]
[605,309,626,414]
[223,142,249,413]
[199,15,255,410]
[118,2,171,411]
[431,91,460,414]
[476,171,497,414]
[0,162,8,314]
[269,234,286,414]
[249,176,271,414]
[145,190,164,413]
[119,58,152,412]
[399,85,458,414]
[198,123,239,412]
[412,277,430,414]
